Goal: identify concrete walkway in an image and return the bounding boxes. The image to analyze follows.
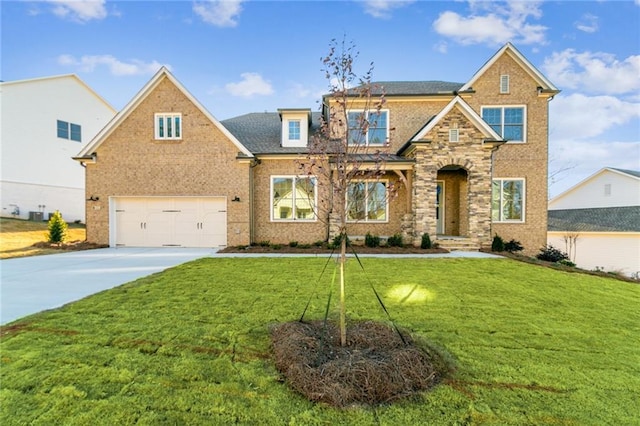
[1,248,501,325]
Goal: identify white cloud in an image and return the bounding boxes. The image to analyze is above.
[542,49,640,95]
[225,73,273,97]
[549,93,640,141]
[193,0,243,27]
[575,13,599,33]
[433,0,547,46]
[44,0,108,22]
[57,54,167,75]
[362,0,415,19]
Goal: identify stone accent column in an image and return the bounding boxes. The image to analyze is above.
[412,149,438,246]
[401,213,414,244]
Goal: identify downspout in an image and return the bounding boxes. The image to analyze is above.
[249,158,260,244]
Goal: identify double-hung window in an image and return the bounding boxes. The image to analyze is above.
[57,120,82,142]
[288,120,301,141]
[347,110,388,146]
[481,106,525,142]
[155,113,182,140]
[492,178,525,222]
[271,176,317,221]
[347,180,388,222]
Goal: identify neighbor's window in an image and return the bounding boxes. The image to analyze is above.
[347,110,388,145]
[347,180,388,222]
[481,106,525,142]
[271,176,317,221]
[57,120,82,142]
[288,120,301,141]
[155,113,182,140]
[492,178,525,222]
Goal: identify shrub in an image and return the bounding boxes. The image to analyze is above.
[289,241,298,247]
[258,241,271,247]
[313,240,324,247]
[47,210,68,244]
[271,244,283,250]
[421,233,432,249]
[364,232,380,248]
[536,245,570,263]
[504,239,523,253]
[298,243,312,249]
[491,235,505,252]
[387,233,403,247]
[558,259,576,267]
[328,234,350,249]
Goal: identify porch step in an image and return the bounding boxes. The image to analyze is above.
[435,237,480,252]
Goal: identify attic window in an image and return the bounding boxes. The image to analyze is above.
[155,113,182,140]
[500,75,510,94]
[288,120,301,141]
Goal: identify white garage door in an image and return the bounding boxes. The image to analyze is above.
[112,197,226,248]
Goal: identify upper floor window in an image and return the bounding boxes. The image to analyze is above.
[481,106,525,143]
[288,120,301,141]
[500,75,510,94]
[155,113,181,140]
[57,120,81,142]
[271,176,317,221]
[347,180,388,222]
[347,110,388,146]
[492,178,525,222]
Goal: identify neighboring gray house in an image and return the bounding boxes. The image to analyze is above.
[548,168,640,277]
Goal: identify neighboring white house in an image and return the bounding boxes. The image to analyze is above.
[548,168,640,277]
[0,75,116,222]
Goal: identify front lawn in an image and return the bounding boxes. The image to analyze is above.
[1,257,638,425]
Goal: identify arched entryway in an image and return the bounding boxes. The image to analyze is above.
[436,165,469,237]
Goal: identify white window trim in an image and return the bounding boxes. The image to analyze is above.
[346,179,390,223]
[270,175,318,222]
[155,113,182,140]
[481,105,527,143]
[347,109,390,146]
[492,178,526,223]
[500,75,510,94]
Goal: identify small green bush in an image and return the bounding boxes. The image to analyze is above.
[289,241,298,247]
[329,233,350,249]
[558,259,576,267]
[421,233,432,249]
[537,245,570,263]
[365,232,380,248]
[313,240,324,247]
[491,235,505,252]
[504,239,523,253]
[298,243,312,249]
[271,244,283,250]
[47,210,68,243]
[258,241,271,247]
[387,233,403,247]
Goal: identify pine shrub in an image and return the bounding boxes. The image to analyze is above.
[421,233,432,249]
[365,232,380,248]
[387,233,403,247]
[536,245,570,263]
[491,235,505,252]
[47,210,68,244]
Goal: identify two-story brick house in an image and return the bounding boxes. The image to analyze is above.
[75,42,558,254]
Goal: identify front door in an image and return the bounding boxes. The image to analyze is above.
[436,181,444,234]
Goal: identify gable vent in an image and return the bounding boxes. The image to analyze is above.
[500,75,510,94]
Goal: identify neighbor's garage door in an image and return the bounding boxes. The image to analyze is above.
[112,197,226,248]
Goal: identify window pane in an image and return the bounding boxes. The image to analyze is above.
[167,117,173,137]
[273,178,293,220]
[503,125,523,141]
[70,123,81,142]
[158,117,164,138]
[504,108,523,124]
[368,111,387,145]
[367,182,386,220]
[295,177,315,219]
[482,108,501,126]
[289,120,300,140]
[57,120,69,139]
[347,182,366,220]
[347,112,365,145]
[491,180,501,221]
[502,180,523,220]
[174,117,181,138]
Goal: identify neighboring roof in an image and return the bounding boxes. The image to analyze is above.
[222,112,323,155]
[460,42,559,94]
[0,73,116,113]
[549,167,640,205]
[548,206,640,232]
[76,67,253,159]
[341,81,464,97]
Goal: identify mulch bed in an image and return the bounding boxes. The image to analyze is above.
[32,240,108,251]
[270,320,452,407]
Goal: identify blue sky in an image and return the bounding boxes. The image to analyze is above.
[2,0,639,197]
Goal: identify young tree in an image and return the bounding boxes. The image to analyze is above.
[300,38,395,346]
[47,210,68,244]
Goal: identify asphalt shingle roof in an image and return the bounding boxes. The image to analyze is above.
[548,206,640,232]
[610,168,640,178]
[344,81,464,96]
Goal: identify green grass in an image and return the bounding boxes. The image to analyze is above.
[0,218,86,259]
[1,257,639,425]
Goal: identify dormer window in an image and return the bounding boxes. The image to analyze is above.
[279,109,310,148]
[500,75,510,94]
[155,113,181,140]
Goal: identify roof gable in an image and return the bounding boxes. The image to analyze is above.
[410,96,503,142]
[460,42,559,93]
[76,67,253,158]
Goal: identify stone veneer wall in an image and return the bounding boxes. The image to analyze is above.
[84,77,251,247]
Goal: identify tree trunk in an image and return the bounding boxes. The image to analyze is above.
[339,233,347,346]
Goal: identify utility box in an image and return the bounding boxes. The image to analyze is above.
[29,211,44,221]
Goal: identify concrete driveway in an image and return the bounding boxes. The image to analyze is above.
[0,247,217,325]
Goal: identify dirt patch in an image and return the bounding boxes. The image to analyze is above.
[31,240,108,252]
[270,320,453,407]
[220,245,449,255]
